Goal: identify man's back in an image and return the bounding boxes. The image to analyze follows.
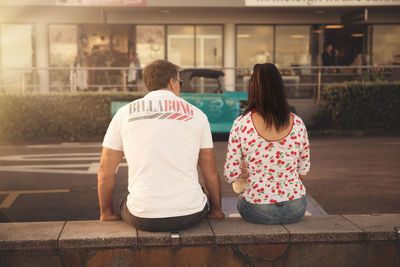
[98,59,223,232]
[103,90,212,218]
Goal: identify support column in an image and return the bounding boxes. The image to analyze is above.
[35,22,49,93]
[224,23,235,91]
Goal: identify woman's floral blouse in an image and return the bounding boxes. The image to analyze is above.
[224,111,310,204]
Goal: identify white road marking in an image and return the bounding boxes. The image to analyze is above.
[0,153,101,161]
[26,143,101,148]
[0,189,70,208]
[88,162,100,174]
[0,163,127,174]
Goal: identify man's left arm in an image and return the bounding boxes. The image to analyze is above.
[98,147,124,221]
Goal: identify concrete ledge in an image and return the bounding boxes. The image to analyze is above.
[59,220,137,249]
[0,221,64,250]
[0,214,399,266]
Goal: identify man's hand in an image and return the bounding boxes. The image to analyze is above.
[207,210,225,219]
[198,148,224,219]
[100,213,121,221]
[98,147,124,221]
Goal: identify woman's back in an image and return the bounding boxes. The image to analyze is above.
[224,62,310,224]
[224,111,310,204]
[251,111,293,141]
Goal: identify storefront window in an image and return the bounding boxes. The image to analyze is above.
[49,25,77,91]
[275,26,311,68]
[168,25,195,67]
[373,25,400,65]
[136,25,165,68]
[0,24,34,93]
[236,25,273,91]
[79,25,131,91]
[196,26,222,67]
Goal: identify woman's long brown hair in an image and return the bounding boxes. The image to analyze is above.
[243,63,290,131]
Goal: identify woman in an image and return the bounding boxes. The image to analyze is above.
[224,63,310,224]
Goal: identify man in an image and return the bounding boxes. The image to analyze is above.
[322,44,335,67]
[98,60,224,232]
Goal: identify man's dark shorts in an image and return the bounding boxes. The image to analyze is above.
[120,198,208,232]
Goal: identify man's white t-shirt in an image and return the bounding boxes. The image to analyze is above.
[103,90,213,218]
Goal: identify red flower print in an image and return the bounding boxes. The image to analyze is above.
[269,169,275,172]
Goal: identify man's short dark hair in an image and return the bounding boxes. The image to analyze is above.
[143,60,179,91]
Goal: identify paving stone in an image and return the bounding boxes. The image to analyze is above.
[284,215,364,242]
[179,218,214,245]
[208,217,289,244]
[59,220,137,249]
[0,221,64,250]
[343,213,400,240]
[137,230,171,247]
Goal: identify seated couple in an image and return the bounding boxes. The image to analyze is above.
[97,60,310,232]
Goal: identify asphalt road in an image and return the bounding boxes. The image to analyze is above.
[0,136,399,222]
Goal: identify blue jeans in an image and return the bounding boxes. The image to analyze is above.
[237,195,307,224]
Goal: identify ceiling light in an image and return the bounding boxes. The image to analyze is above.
[324,25,344,29]
[291,35,304,39]
[237,34,250,38]
[351,33,364,37]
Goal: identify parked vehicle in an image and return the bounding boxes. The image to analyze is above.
[111,69,248,133]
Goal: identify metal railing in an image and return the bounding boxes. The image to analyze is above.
[1,65,399,103]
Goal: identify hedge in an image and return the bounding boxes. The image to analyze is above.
[0,92,145,143]
[312,81,400,130]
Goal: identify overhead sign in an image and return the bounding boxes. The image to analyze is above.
[56,0,146,6]
[245,0,400,7]
[341,8,368,24]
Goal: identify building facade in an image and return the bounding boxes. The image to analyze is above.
[0,0,400,95]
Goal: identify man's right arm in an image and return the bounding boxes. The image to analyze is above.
[98,147,124,221]
[198,148,225,219]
